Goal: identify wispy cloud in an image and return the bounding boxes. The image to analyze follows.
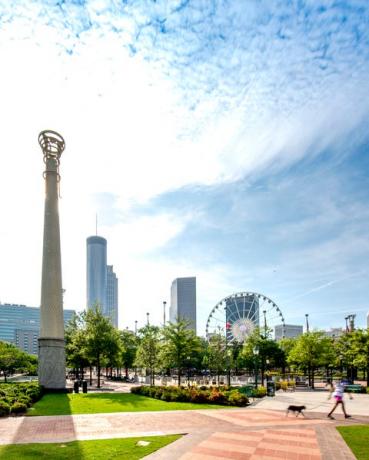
[0,1,368,331]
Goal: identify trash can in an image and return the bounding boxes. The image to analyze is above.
[82,380,88,393]
[267,381,275,396]
[73,381,79,393]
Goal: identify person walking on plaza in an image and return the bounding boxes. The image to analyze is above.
[327,382,351,419]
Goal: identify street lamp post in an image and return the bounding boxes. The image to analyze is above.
[227,349,232,387]
[134,320,138,335]
[305,314,310,333]
[186,355,191,387]
[146,312,150,326]
[253,346,259,389]
[163,301,167,326]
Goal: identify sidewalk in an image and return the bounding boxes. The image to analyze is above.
[0,405,363,459]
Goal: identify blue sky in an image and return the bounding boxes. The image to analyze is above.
[0,1,368,334]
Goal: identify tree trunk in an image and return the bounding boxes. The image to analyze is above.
[178,369,181,387]
[97,356,101,388]
[89,366,92,385]
[311,367,315,389]
[366,364,369,387]
[125,367,128,378]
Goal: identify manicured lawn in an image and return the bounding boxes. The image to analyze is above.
[28,392,228,416]
[0,435,181,459]
[337,425,369,460]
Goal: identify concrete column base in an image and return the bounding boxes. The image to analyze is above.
[38,338,66,390]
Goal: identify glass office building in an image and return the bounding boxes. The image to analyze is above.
[170,277,196,333]
[86,236,107,311]
[106,265,118,327]
[0,303,75,354]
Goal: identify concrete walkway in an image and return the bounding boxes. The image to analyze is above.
[0,403,365,460]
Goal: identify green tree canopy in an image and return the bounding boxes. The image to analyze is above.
[160,319,201,385]
[0,341,33,382]
[134,325,161,385]
[119,329,137,377]
[83,305,121,388]
[287,331,334,388]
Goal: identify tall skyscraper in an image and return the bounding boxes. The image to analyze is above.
[170,277,196,333]
[86,236,118,326]
[86,236,107,311]
[106,265,118,327]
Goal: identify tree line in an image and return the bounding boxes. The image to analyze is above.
[0,341,38,382]
[66,306,369,388]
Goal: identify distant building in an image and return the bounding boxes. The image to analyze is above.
[106,265,118,327]
[86,236,107,311]
[170,277,196,333]
[324,327,345,338]
[0,303,75,355]
[274,324,303,341]
[86,236,119,326]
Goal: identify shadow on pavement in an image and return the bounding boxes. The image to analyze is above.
[0,390,84,459]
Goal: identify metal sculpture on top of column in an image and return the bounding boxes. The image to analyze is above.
[38,130,66,390]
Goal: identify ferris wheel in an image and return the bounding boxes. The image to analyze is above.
[205,292,285,343]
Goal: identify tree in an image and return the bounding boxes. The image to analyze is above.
[160,319,201,386]
[83,305,121,388]
[119,329,137,378]
[0,341,30,382]
[346,329,369,385]
[135,325,161,385]
[287,331,334,388]
[241,328,285,386]
[207,332,227,384]
[65,313,89,380]
[279,337,297,376]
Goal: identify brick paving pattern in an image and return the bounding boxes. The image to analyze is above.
[181,428,322,459]
[0,408,360,459]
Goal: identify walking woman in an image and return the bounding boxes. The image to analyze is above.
[327,382,351,419]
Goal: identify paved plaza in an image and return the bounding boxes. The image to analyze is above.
[1,390,368,460]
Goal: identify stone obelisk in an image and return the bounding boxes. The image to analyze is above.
[38,130,66,390]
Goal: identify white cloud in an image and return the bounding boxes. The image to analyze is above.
[0,1,369,334]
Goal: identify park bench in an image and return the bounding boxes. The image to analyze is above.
[344,384,364,393]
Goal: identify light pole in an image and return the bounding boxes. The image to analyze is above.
[163,301,167,326]
[227,349,232,387]
[134,320,138,335]
[186,355,191,387]
[263,310,267,338]
[253,346,259,389]
[146,312,150,326]
[305,314,310,333]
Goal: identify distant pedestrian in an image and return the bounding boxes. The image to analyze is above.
[327,382,351,419]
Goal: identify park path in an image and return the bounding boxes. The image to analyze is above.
[0,405,363,460]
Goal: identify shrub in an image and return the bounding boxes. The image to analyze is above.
[0,401,10,416]
[228,391,248,407]
[254,386,267,398]
[130,385,249,406]
[10,402,28,414]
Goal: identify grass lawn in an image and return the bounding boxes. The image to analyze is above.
[337,425,369,460]
[28,392,228,416]
[0,435,181,459]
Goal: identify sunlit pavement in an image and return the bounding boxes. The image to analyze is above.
[1,400,365,459]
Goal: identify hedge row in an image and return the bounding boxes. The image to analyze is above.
[131,385,249,406]
[0,382,43,416]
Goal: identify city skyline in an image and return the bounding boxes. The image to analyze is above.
[0,2,368,335]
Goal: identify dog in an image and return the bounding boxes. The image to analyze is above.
[286,405,306,417]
